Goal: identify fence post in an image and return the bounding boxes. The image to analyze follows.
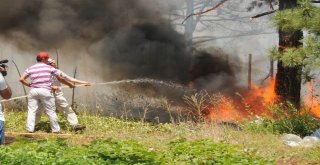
[248,54,252,90]
[12,60,28,103]
[270,59,274,78]
[71,66,77,113]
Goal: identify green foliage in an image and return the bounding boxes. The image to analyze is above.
[166,138,274,164]
[0,138,104,165]
[268,46,280,60]
[271,36,320,69]
[278,47,306,67]
[271,1,320,80]
[273,1,320,33]
[88,139,160,164]
[241,103,320,137]
[302,36,320,67]
[4,111,26,131]
[0,138,274,165]
[3,111,320,164]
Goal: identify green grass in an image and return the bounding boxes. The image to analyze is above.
[2,110,320,164]
[0,137,273,165]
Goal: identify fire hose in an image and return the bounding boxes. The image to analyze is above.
[0,82,111,103]
[0,78,184,103]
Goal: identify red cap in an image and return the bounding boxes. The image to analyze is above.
[37,52,50,58]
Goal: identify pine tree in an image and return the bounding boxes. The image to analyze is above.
[275,0,303,108]
[272,0,320,107]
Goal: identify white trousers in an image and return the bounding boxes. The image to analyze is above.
[27,88,60,132]
[36,90,78,126]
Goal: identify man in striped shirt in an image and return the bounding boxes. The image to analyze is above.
[36,58,90,131]
[19,52,74,133]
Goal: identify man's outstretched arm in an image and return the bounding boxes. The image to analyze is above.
[60,71,91,86]
[55,75,75,88]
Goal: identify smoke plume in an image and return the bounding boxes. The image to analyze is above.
[0,0,237,90]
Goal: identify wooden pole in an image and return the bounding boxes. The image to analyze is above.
[248,54,252,90]
[55,48,59,69]
[7,132,72,137]
[270,59,274,78]
[12,60,28,103]
[71,66,77,112]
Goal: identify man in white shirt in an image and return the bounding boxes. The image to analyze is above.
[0,66,12,145]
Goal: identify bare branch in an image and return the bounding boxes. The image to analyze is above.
[182,0,228,24]
[12,60,28,103]
[250,10,277,20]
[268,0,274,10]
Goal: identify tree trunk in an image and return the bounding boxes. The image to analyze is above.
[185,0,195,48]
[275,0,303,108]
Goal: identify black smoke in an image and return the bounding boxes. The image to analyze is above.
[0,0,159,48]
[89,22,193,82]
[0,0,237,90]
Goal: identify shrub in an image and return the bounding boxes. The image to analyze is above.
[165,138,274,164]
[241,103,320,137]
[0,138,274,164]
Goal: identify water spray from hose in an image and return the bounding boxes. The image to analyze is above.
[1,78,188,102]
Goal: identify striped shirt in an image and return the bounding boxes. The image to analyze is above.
[24,62,58,90]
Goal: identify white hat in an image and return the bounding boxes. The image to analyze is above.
[47,58,55,64]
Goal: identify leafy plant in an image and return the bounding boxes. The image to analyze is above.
[0,138,274,164]
[88,139,160,164]
[166,138,274,164]
[241,103,320,137]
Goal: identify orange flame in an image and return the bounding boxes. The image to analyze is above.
[249,78,277,103]
[206,78,320,122]
[206,79,277,122]
[207,97,242,122]
[242,78,277,116]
